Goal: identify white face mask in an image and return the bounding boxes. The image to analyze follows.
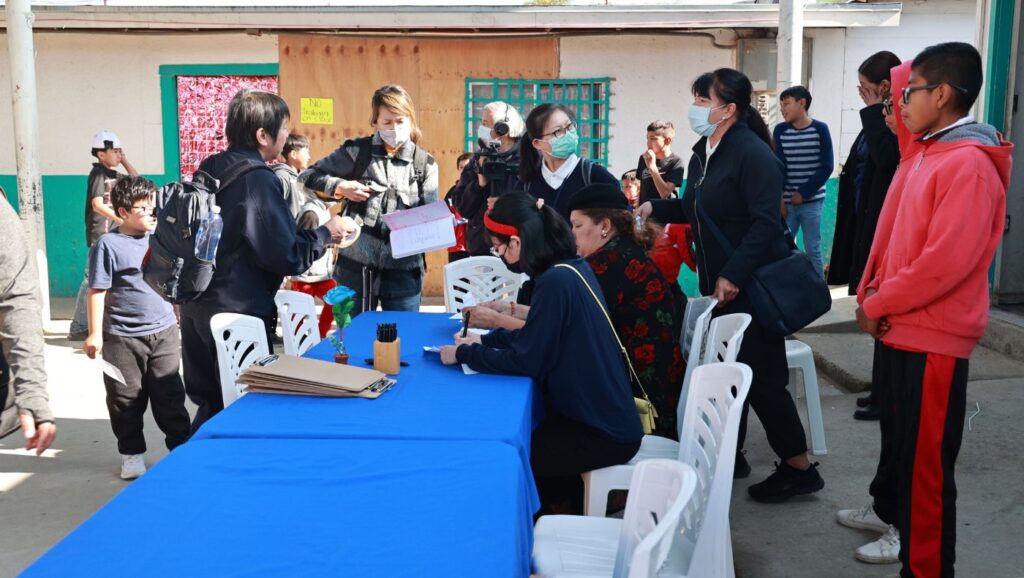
[378,123,411,148]
[477,124,499,148]
[688,103,728,138]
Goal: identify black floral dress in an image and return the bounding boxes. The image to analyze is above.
[586,236,685,439]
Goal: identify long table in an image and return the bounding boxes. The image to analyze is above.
[23,438,533,577]
[193,311,540,513]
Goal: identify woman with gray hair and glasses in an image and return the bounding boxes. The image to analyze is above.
[450,100,527,256]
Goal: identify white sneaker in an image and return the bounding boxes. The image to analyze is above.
[120,454,146,480]
[855,525,900,564]
[837,503,889,533]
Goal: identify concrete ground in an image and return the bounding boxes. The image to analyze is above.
[2,298,1023,577]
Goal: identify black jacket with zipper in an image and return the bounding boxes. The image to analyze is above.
[650,120,791,297]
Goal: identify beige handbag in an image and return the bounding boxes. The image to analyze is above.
[554,264,658,434]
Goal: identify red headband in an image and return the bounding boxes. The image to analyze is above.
[484,212,519,237]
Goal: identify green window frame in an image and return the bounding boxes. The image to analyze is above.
[464,77,612,166]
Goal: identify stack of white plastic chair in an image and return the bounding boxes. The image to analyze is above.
[442,256,523,313]
[583,313,751,518]
[537,364,752,577]
[210,313,270,408]
[532,459,698,578]
[274,290,322,357]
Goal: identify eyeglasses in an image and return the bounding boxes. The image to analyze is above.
[541,122,576,140]
[881,98,893,116]
[901,83,968,106]
[131,205,157,217]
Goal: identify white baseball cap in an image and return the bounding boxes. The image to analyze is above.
[92,131,122,150]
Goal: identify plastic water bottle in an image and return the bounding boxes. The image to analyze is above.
[194,205,223,261]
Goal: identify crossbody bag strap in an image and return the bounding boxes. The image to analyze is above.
[553,263,651,403]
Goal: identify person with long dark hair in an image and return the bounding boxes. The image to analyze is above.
[638,68,824,502]
[828,50,902,293]
[439,192,642,514]
[827,51,903,422]
[518,103,619,220]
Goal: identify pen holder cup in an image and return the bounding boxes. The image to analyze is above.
[373,338,401,375]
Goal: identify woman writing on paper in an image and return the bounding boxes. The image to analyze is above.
[464,184,685,439]
[301,85,439,314]
[440,192,642,515]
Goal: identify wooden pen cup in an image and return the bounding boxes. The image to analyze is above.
[373,338,401,375]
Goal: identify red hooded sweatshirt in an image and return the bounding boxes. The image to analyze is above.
[857,63,1013,358]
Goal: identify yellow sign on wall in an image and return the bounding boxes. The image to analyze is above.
[300,97,334,125]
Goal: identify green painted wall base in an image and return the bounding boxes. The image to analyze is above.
[3,174,168,297]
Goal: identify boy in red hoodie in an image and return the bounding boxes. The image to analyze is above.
[846,43,1011,577]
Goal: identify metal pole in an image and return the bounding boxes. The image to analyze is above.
[6,0,51,325]
[777,0,805,91]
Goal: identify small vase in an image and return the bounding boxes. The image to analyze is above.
[334,352,349,365]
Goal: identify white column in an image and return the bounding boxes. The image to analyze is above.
[777,0,805,91]
[6,0,51,324]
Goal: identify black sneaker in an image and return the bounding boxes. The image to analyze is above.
[856,395,872,408]
[734,452,751,479]
[748,461,824,503]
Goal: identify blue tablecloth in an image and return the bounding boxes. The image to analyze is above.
[193,311,540,513]
[23,438,533,578]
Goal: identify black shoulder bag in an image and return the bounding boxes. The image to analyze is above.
[695,197,831,336]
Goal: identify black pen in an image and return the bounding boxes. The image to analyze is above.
[462,311,471,338]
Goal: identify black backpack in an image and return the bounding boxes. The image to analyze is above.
[143,160,270,304]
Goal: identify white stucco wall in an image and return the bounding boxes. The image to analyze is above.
[560,34,734,178]
[0,32,278,175]
[829,0,978,165]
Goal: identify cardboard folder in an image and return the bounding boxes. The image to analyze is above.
[238,354,395,399]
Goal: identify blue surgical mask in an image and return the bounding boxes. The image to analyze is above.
[688,104,727,138]
[548,128,579,159]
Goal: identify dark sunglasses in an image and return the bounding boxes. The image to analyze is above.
[131,205,157,217]
[901,83,968,106]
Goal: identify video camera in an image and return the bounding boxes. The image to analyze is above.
[478,144,519,197]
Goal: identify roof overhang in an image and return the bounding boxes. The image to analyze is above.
[0,3,902,32]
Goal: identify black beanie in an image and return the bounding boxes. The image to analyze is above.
[567,183,631,213]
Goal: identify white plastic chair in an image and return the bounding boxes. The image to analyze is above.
[678,297,717,430]
[210,313,271,408]
[532,459,699,578]
[701,313,751,365]
[786,339,827,455]
[442,256,523,313]
[569,364,751,577]
[275,290,321,357]
[584,313,749,518]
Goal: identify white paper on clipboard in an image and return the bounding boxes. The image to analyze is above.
[382,201,456,259]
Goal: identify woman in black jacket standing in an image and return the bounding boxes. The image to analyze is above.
[639,68,824,502]
[828,51,902,292]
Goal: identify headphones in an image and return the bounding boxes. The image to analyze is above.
[493,102,511,137]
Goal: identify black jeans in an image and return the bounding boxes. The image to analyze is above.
[101,326,191,455]
[530,413,641,516]
[181,308,275,430]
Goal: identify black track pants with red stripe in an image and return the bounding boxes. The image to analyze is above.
[869,343,969,578]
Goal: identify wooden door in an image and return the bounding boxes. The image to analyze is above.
[279,35,559,298]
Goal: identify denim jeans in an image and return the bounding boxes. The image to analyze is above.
[69,273,90,335]
[786,199,824,279]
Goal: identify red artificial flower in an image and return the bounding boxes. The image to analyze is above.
[634,344,656,365]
